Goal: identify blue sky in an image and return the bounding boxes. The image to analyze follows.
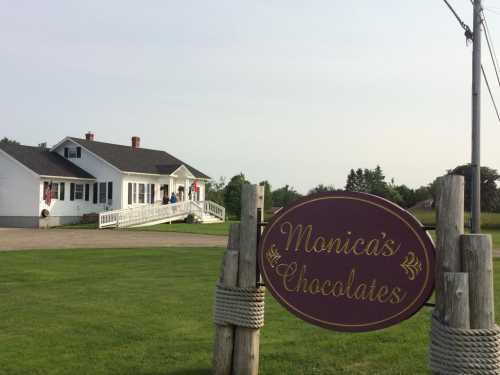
[2,0,500,193]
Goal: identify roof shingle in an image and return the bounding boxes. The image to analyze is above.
[0,143,95,179]
[69,137,210,179]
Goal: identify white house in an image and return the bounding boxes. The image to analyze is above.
[0,133,224,228]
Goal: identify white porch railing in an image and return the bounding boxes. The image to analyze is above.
[204,200,225,221]
[98,200,225,229]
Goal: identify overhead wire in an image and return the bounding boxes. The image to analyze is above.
[481,64,500,122]
[480,7,500,123]
[463,0,500,124]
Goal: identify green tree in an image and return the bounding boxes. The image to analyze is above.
[271,185,302,207]
[308,184,338,195]
[205,177,226,206]
[0,137,19,145]
[345,168,367,192]
[448,164,500,212]
[259,180,273,212]
[223,173,249,218]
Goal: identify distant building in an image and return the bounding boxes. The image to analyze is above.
[0,133,222,228]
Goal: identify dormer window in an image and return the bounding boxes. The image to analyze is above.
[64,146,82,159]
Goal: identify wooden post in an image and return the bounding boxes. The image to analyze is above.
[461,234,495,329]
[213,224,240,375]
[233,184,263,375]
[435,175,464,321]
[443,272,470,329]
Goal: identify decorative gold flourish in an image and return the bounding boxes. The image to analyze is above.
[266,245,281,268]
[400,251,423,281]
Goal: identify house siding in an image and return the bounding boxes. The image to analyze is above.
[53,140,123,211]
[0,150,39,218]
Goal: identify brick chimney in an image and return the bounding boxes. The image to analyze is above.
[132,136,140,149]
[85,132,95,141]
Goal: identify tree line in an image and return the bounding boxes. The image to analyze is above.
[4,136,500,216]
[207,164,500,218]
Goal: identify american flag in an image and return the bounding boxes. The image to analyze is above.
[44,182,52,206]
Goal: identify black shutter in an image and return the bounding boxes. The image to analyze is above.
[93,183,98,204]
[76,147,82,158]
[151,184,155,203]
[85,184,90,201]
[43,182,48,202]
[70,183,75,201]
[128,183,132,205]
[64,148,69,158]
[108,182,113,200]
[60,183,65,201]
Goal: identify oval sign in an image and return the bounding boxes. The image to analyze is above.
[259,191,435,332]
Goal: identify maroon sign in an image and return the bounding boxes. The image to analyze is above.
[258,192,435,332]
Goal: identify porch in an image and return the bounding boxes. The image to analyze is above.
[98,200,225,229]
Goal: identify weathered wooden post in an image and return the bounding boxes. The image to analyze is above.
[213,224,240,375]
[233,184,264,375]
[435,175,464,321]
[213,184,265,375]
[430,174,500,374]
[442,272,470,329]
[461,234,495,329]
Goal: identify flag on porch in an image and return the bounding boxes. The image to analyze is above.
[44,181,52,206]
[193,179,199,193]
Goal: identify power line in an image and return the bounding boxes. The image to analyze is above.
[483,14,500,86]
[478,10,500,123]
[443,0,474,39]
[481,64,500,122]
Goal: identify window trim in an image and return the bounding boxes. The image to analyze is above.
[74,184,84,200]
[99,182,107,204]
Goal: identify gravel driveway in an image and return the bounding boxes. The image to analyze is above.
[0,228,227,251]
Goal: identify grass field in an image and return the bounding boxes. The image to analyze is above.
[1,247,499,375]
[131,221,233,236]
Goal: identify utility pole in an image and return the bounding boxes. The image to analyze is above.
[471,0,482,233]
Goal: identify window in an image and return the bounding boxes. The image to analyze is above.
[68,148,78,158]
[51,183,59,199]
[75,184,84,200]
[133,183,137,204]
[59,182,65,201]
[99,182,106,203]
[138,184,145,204]
[145,184,150,204]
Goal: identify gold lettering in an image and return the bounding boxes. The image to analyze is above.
[280,222,312,252]
[275,262,299,292]
[351,238,366,256]
[354,283,368,300]
[381,240,401,256]
[375,285,390,303]
[312,236,327,253]
[364,239,380,256]
[308,278,321,295]
[320,280,333,296]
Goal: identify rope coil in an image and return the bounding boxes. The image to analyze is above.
[214,283,265,329]
[429,313,500,375]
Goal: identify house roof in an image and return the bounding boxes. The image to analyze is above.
[0,143,95,179]
[69,137,210,179]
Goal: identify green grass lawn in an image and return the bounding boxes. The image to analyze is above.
[131,221,233,236]
[2,247,499,374]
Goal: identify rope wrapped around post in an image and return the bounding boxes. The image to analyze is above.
[429,313,500,375]
[214,283,265,329]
